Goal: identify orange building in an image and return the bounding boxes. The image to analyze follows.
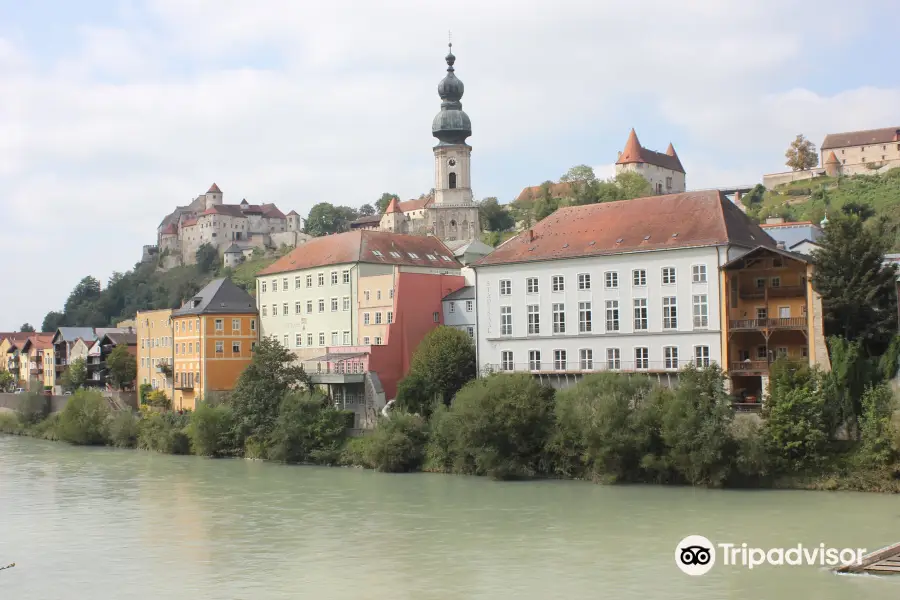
[171,278,258,410]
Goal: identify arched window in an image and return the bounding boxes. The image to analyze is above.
[449,172,457,189]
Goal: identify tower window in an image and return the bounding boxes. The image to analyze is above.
[449,172,457,189]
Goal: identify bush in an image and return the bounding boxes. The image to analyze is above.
[0,411,22,434]
[546,373,664,483]
[345,412,428,472]
[729,413,771,482]
[17,392,49,426]
[857,384,896,466]
[137,412,190,454]
[266,392,350,465]
[107,410,140,448]
[57,390,110,445]
[30,413,60,441]
[187,402,238,457]
[425,373,555,480]
[763,361,828,472]
[396,326,476,416]
[146,390,171,410]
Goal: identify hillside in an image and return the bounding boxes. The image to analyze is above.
[743,168,900,246]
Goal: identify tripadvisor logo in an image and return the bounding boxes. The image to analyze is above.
[675,535,866,576]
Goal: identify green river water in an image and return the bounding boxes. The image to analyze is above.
[1,435,898,599]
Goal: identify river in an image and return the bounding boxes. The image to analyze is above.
[0,435,898,599]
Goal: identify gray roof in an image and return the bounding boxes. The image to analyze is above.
[101,332,137,346]
[53,327,98,344]
[95,327,132,337]
[443,286,475,301]
[760,223,823,252]
[224,243,242,254]
[722,245,811,270]
[172,278,258,316]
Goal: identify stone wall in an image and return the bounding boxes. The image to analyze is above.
[0,391,138,414]
[762,169,823,189]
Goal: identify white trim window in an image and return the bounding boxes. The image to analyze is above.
[501,306,512,336]
[605,300,619,331]
[552,303,566,334]
[272,304,278,317]
[331,331,339,345]
[295,276,301,290]
[282,302,288,316]
[261,281,267,293]
[387,311,393,324]
[633,298,648,330]
[272,279,278,292]
[306,300,313,313]
[449,301,456,313]
[693,294,709,328]
[607,348,620,370]
[694,345,710,367]
[528,349,541,371]
[578,301,592,333]
[662,267,676,285]
[635,347,649,370]
[318,332,325,345]
[295,302,302,315]
[363,336,370,345]
[330,271,338,285]
[342,270,350,284]
[342,296,351,311]
[692,264,707,283]
[331,298,339,312]
[375,312,383,325]
[553,349,567,371]
[318,299,325,313]
[605,271,618,289]
[343,331,351,345]
[526,277,539,294]
[307,333,313,346]
[663,297,677,329]
[318,272,325,286]
[500,279,511,296]
[552,275,565,292]
[527,305,540,335]
[578,273,591,290]
[282,277,288,290]
[579,348,593,370]
[295,334,302,348]
[306,274,313,287]
[633,269,646,286]
[363,313,370,325]
[466,300,473,312]
[664,346,678,370]
[501,351,514,371]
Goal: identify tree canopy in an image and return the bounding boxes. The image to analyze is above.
[396,326,476,416]
[305,203,359,237]
[106,345,137,390]
[358,203,376,217]
[19,323,35,333]
[60,357,88,392]
[195,243,219,273]
[785,134,819,171]
[559,164,596,183]
[478,197,514,232]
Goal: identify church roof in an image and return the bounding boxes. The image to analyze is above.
[821,126,900,149]
[432,43,471,146]
[397,197,433,212]
[615,129,685,173]
[208,183,222,193]
[385,198,402,214]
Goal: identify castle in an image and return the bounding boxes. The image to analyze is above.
[151,184,309,269]
[350,43,481,243]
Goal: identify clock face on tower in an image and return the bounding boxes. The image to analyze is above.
[448,158,456,167]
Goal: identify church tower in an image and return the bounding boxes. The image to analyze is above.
[429,43,480,241]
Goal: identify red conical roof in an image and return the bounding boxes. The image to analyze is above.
[666,142,676,156]
[615,129,685,173]
[385,198,402,214]
[207,183,222,193]
[616,129,643,165]
[825,150,840,165]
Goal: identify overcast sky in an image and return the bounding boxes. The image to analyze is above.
[1,0,898,331]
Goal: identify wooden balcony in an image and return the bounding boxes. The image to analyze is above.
[729,317,807,332]
[739,285,805,300]
[729,361,769,374]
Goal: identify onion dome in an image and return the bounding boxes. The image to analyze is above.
[432,43,471,145]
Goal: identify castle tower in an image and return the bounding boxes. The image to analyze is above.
[379,198,404,233]
[205,183,223,210]
[824,151,841,178]
[432,43,473,207]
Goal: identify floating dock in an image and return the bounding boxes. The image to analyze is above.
[835,542,900,575]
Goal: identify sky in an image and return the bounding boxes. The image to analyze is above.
[1,0,899,331]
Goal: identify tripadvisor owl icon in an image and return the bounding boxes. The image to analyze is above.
[676,535,716,576]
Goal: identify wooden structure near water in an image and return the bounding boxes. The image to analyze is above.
[835,542,900,575]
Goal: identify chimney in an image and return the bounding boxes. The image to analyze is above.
[527,229,534,242]
[776,241,786,250]
[765,216,785,225]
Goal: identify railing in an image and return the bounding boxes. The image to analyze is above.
[729,361,769,373]
[733,402,763,413]
[483,360,711,375]
[303,361,367,375]
[739,285,804,299]
[333,394,365,407]
[729,317,807,331]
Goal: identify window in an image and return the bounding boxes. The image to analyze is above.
[272,279,278,292]
[342,296,350,311]
[282,277,288,290]
[342,270,350,284]
[756,345,767,360]
[501,306,512,336]
[607,348,620,370]
[233,341,241,354]
[756,307,768,320]
[693,294,709,328]
[374,336,382,345]
[578,301,592,333]
[663,297,677,329]
[215,319,223,331]
[331,331,339,345]
[692,265,707,283]
[433,312,440,323]
[801,346,808,358]
[331,271,338,285]
[306,300,313,313]
[372,250,382,257]
[500,279,511,296]
[579,349,593,370]
[633,269,646,286]
[776,347,788,359]
[466,326,474,338]
[331,298,338,312]
[527,305,540,334]
[526,277,539,294]
[307,333,313,346]
[215,341,224,353]
[375,312,383,325]
[662,267,676,285]
[605,271,618,289]
[376,290,382,301]
[553,349,567,371]
[449,301,456,313]
[755,277,766,289]
[390,251,401,259]
[633,298,648,330]
[295,276,301,290]
[578,273,591,290]
[408,253,419,260]
[272,304,278,317]
[364,290,370,302]
[363,313,371,325]
[466,300,473,312]
[606,300,619,331]
[282,302,288,316]
[529,350,541,371]
[664,346,678,369]
[363,336,370,345]
[306,274,313,287]
[389,288,394,299]
[317,272,324,286]
[695,346,710,367]
[387,311,393,324]
[552,275,565,292]
[343,331,351,345]
[501,351,514,371]
[318,332,325,346]
[449,172,457,189]
[318,299,325,313]
[295,302,302,315]
[635,347,649,370]
[283,334,289,348]
[232,318,240,331]
[552,303,566,334]
[770,277,781,288]
[261,281,267,293]
[295,334,302,348]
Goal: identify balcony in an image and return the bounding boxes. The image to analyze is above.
[729,361,770,374]
[729,317,807,332]
[739,285,805,300]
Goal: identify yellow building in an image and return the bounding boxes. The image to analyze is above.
[358,273,394,345]
[136,309,175,399]
[722,246,830,403]
[171,278,258,411]
[1,333,31,385]
[18,334,54,389]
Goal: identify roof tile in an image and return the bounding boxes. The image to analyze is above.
[822,127,900,150]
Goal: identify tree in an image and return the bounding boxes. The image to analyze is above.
[613,171,653,200]
[376,193,400,214]
[762,361,828,471]
[785,134,819,171]
[19,323,35,333]
[41,312,64,332]
[60,357,88,392]
[0,371,14,392]
[840,201,875,221]
[396,326,476,416]
[559,164,597,183]
[478,197,514,232]
[195,243,219,273]
[358,203,376,217]
[229,337,313,442]
[106,345,137,390]
[305,203,359,237]
[812,215,898,356]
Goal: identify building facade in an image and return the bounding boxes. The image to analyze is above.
[820,126,900,176]
[615,129,686,194]
[442,286,476,340]
[171,279,259,411]
[136,309,175,397]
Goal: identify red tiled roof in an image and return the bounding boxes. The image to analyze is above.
[161,223,177,235]
[473,190,774,267]
[825,151,840,165]
[261,203,286,219]
[258,230,462,275]
[822,127,900,150]
[615,129,685,173]
[182,217,198,227]
[21,333,55,352]
[515,182,574,204]
[397,198,432,212]
[208,183,222,193]
[385,198,402,214]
